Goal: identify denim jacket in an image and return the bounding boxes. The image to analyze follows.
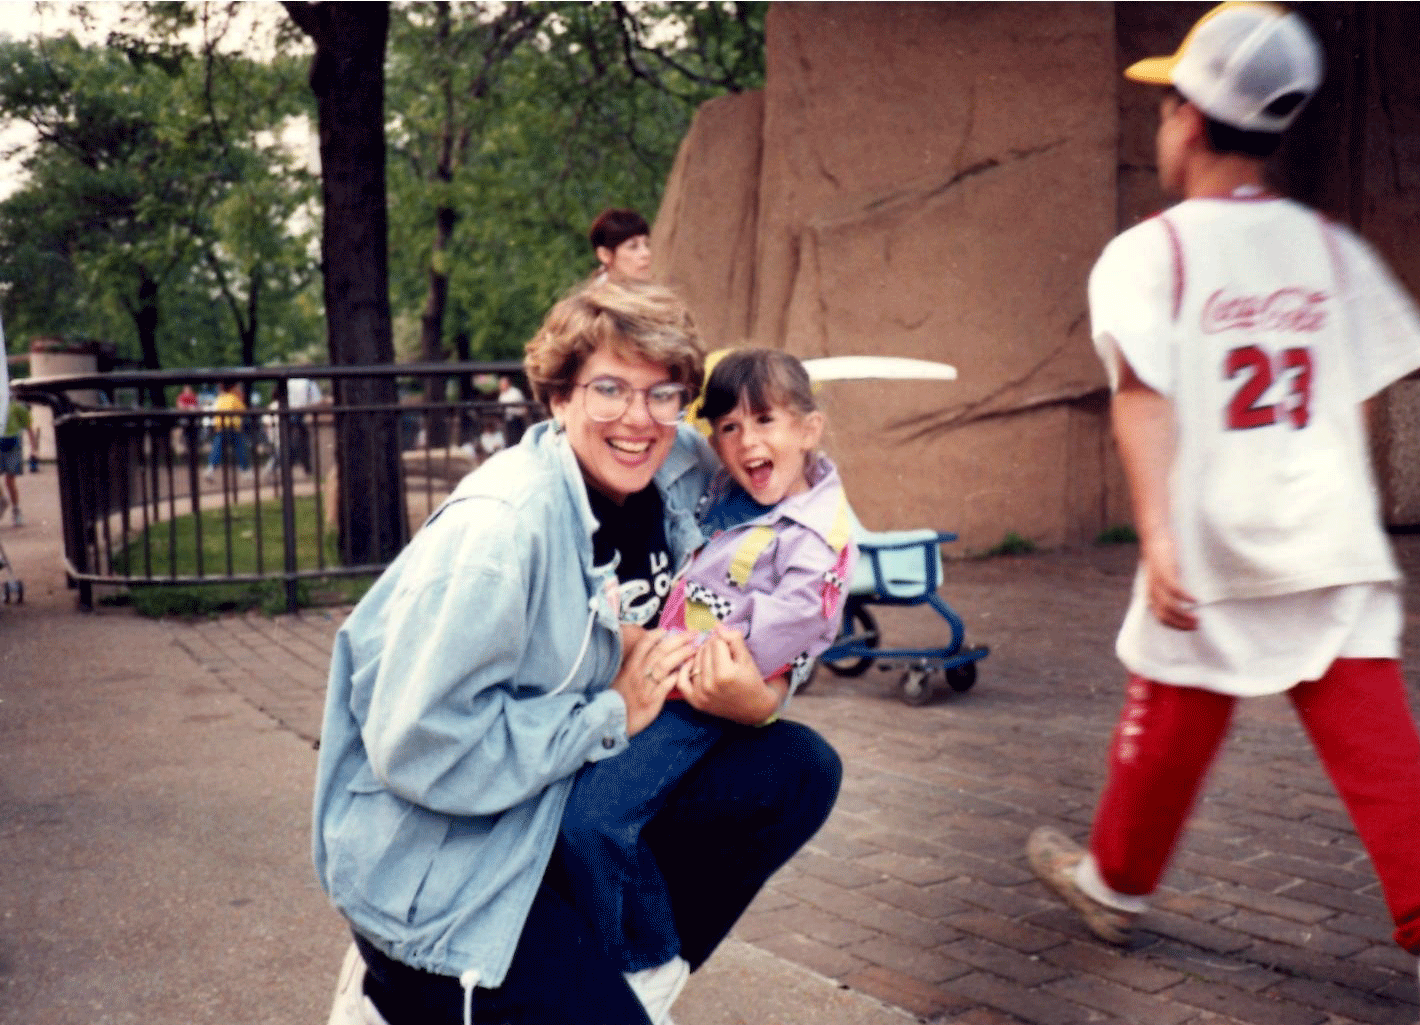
[312,420,716,988]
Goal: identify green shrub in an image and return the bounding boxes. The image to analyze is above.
[985,532,1037,557]
[1095,524,1139,545]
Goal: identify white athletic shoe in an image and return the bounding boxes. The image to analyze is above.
[624,956,689,1025]
[325,942,390,1025]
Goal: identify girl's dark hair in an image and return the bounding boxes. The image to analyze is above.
[589,208,650,253]
[699,348,817,423]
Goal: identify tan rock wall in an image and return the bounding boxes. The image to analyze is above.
[651,90,764,354]
[659,2,1124,548]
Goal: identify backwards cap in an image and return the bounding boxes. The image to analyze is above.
[1125,2,1322,133]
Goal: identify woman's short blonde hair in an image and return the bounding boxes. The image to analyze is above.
[524,280,705,405]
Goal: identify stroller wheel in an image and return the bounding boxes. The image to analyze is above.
[821,606,880,678]
[946,661,977,693]
[897,667,933,707]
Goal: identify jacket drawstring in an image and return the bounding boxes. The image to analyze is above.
[549,595,599,696]
[460,970,480,1025]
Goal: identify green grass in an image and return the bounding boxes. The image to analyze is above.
[107,494,375,618]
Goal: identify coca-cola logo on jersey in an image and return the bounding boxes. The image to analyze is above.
[1201,287,1328,334]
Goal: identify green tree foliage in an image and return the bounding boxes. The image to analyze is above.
[384,1,766,368]
[0,0,764,380]
[0,3,319,378]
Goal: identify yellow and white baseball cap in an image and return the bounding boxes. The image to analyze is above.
[1126,2,1323,133]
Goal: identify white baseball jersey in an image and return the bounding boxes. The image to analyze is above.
[1090,194,1420,694]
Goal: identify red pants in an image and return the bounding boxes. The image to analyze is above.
[1089,658,1420,953]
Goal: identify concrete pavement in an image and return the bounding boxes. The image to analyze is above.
[3,465,1420,1024]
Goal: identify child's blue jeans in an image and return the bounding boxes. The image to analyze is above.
[560,700,722,971]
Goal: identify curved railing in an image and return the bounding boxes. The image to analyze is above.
[14,362,542,612]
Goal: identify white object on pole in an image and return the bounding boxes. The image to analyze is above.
[802,355,957,383]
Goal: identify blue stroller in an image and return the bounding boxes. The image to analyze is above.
[814,522,987,705]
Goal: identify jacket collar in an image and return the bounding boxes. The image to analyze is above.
[708,454,848,547]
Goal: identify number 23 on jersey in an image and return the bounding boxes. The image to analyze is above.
[1224,345,1313,430]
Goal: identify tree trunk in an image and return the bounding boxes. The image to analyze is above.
[240,270,260,370]
[419,203,456,447]
[133,269,165,408]
[284,1,405,566]
[418,3,458,448]
[453,328,477,444]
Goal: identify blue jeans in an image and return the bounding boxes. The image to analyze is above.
[208,430,250,471]
[357,718,842,1024]
[561,701,722,971]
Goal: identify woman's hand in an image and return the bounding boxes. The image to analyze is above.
[678,627,787,726]
[611,628,695,736]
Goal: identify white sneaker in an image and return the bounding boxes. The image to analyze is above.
[325,942,390,1025]
[624,956,689,1025]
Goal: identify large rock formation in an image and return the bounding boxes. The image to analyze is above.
[656,3,1124,550]
[653,2,1420,550]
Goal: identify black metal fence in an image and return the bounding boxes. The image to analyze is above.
[13,362,543,613]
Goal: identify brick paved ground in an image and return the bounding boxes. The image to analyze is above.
[166,538,1420,1025]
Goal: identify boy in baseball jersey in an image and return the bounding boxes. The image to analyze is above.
[1028,2,1420,968]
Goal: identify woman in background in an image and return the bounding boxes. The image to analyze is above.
[590,207,654,284]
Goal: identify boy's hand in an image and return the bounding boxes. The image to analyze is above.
[1142,534,1198,631]
[1110,352,1196,632]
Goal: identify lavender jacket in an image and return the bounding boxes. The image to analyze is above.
[662,454,858,693]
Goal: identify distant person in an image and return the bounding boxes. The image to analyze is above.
[1026,2,1420,968]
[497,373,527,447]
[477,414,505,460]
[173,384,201,460]
[590,207,653,284]
[264,376,322,480]
[0,398,36,526]
[204,381,249,481]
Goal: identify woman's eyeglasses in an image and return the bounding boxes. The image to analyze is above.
[575,376,691,425]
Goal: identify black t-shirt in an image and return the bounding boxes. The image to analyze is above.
[588,484,674,628]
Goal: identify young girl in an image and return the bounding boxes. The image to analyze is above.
[558,348,857,1024]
